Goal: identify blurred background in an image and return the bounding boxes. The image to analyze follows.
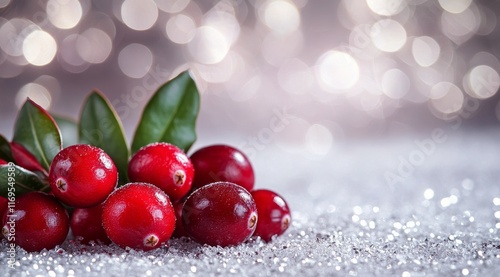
[0,0,499,158]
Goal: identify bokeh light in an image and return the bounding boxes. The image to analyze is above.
[118,43,153,79]
[204,2,240,45]
[83,12,117,40]
[15,83,52,109]
[440,6,479,44]
[366,0,406,16]
[22,30,57,66]
[166,14,196,44]
[59,34,90,73]
[188,26,230,64]
[76,28,112,64]
[46,0,83,29]
[315,50,360,91]
[0,0,11,9]
[429,82,465,117]
[381,69,410,100]
[464,65,500,99]
[155,0,190,13]
[0,18,37,57]
[261,0,301,36]
[1,0,500,142]
[194,51,242,85]
[438,0,473,14]
[34,75,61,99]
[412,36,440,67]
[121,0,158,31]
[371,19,407,53]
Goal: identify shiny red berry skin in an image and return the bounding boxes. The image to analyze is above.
[190,145,254,192]
[251,189,291,242]
[171,200,188,238]
[128,142,194,202]
[71,204,111,245]
[48,144,118,208]
[0,159,8,166]
[102,182,176,251]
[182,182,258,247]
[2,192,69,252]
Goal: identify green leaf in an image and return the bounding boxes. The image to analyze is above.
[131,70,200,154]
[0,163,48,197]
[79,91,129,184]
[12,99,62,171]
[53,115,79,147]
[0,134,14,162]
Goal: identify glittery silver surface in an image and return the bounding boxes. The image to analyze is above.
[1,129,499,277]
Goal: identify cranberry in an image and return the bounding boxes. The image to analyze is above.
[0,196,6,241]
[0,196,7,239]
[171,200,188,238]
[71,204,111,245]
[0,196,7,212]
[102,182,176,251]
[182,182,257,247]
[128,142,194,202]
[251,189,291,242]
[48,144,118,208]
[0,159,7,165]
[0,196,7,222]
[10,142,46,174]
[190,145,254,192]
[2,192,69,252]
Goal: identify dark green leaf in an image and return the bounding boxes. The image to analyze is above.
[131,70,200,153]
[53,115,79,147]
[79,91,129,184]
[0,163,48,197]
[12,99,62,171]
[0,134,14,162]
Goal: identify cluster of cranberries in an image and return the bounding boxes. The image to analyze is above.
[2,143,291,252]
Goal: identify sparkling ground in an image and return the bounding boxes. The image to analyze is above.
[1,129,500,277]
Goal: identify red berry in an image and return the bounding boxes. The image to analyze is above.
[48,144,118,208]
[0,196,7,215]
[128,142,194,202]
[102,182,176,251]
[0,159,7,166]
[190,145,254,192]
[171,200,188,238]
[2,192,69,252]
[251,189,291,242]
[71,204,111,245]
[0,196,7,240]
[182,182,257,247]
